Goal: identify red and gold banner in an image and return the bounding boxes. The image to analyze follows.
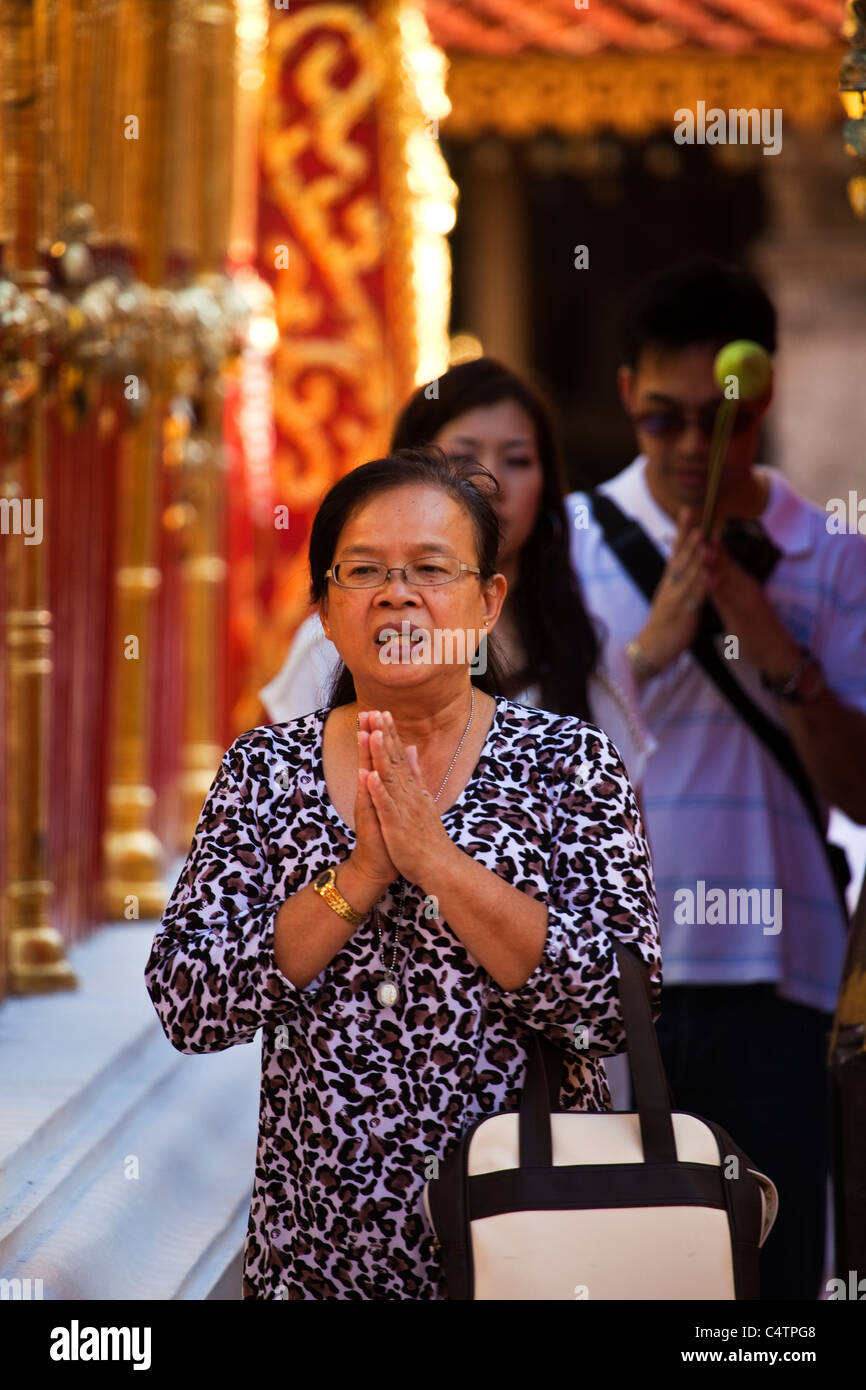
[250,0,454,711]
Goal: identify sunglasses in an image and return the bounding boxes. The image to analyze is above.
[631,404,759,440]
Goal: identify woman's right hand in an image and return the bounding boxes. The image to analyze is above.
[349,711,399,891]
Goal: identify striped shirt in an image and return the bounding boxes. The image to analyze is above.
[567,455,866,1013]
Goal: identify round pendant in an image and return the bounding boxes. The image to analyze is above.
[376,978,399,1008]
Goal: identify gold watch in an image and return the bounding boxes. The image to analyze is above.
[312,867,366,925]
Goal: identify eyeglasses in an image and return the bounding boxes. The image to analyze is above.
[326,555,481,589]
[631,404,759,440]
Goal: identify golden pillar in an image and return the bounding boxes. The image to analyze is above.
[176,1,235,842]
[100,0,171,919]
[175,349,232,845]
[0,0,76,992]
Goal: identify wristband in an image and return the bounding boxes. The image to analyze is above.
[759,648,825,705]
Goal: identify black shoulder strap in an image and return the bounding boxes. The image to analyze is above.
[589,489,850,920]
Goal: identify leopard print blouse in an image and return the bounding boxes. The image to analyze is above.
[144,694,661,1300]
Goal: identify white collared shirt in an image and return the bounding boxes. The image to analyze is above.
[567,455,866,1013]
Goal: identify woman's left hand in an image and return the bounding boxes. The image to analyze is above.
[364,710,457,886]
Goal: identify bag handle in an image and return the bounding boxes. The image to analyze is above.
[518,940,677,1167]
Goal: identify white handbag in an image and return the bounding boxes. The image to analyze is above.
[424,940,778,1300]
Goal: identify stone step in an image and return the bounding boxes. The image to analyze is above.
[0,921,259,1300]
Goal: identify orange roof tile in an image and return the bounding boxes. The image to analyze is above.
[425,0,844,55]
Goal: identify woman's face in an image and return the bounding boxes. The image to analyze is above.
[433,400,545,568]
[319,483,506,700]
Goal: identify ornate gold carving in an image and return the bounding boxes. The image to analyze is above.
[442,49,848,140]
[257,1,454,696]
[257,3,395,682]
[262,5,389,502]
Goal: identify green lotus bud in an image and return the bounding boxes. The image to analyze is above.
[713,340,773,400]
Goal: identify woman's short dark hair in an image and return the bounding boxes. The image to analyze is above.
[389,357,599,718]
[308,445,509,707]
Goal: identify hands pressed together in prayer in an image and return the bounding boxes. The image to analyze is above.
[350,709,458,892]
[638,506,800,678]
[698,530,800,678]
[634,506,866,824]
[324,703,548,989]
[637,506,706,670]
[339,705,549,990]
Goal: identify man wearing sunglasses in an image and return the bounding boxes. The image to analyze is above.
[567,257,866,1301]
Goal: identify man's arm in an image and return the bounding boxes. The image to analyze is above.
[754,642,866,824]
[623,514,866,823]
[700,539,866,824]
